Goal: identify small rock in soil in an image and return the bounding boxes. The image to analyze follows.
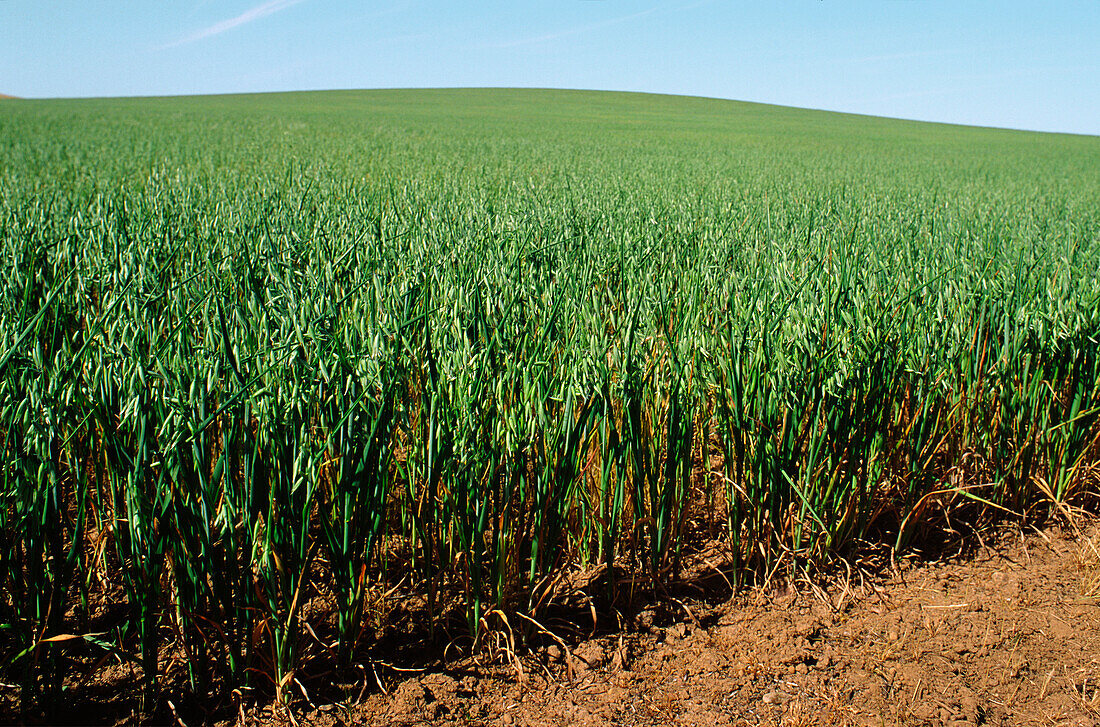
[667,622,689,640]
[574,641,606,668]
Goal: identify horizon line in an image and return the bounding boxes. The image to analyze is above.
[2,85,1096,139]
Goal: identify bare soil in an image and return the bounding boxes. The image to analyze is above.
[237,523,1100,727]
[6,523,1099,726]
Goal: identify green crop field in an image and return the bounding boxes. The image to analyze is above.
[2,88,1099,714]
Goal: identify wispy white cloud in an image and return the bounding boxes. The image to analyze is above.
[847,48,966,64]
[486,0,712,50]
[163,0,308,49]
[486,6,659,49]
[843,42,1025,66]
[353,0,417,22]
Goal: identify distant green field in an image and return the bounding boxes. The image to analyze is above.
[2,88,1099,711]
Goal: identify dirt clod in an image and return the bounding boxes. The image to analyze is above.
[573,641,605,669]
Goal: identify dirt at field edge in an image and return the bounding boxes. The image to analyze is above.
[233,523,1100,727]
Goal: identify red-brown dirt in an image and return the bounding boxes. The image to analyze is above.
[223,522,1100,727]
[5,522,1098,726]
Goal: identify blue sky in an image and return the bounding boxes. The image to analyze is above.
[1,0,1098,135]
